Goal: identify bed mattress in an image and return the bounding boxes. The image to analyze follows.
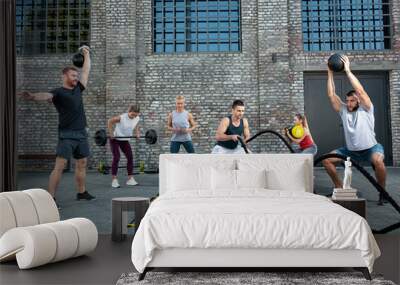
[131,190,380,273]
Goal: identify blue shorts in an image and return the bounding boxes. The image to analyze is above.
[334,143,384,164]
[56,138,90,160]
[294,144,318,156]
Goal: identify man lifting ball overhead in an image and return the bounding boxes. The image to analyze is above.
[323,55,386,205]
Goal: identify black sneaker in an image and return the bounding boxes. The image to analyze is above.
[76,191,96,201]
[378,193,388,206]
[53,197,61,210]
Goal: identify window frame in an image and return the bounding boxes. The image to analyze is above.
[301,0,393,52]
[16,0,91,55]
[152,0,242,54]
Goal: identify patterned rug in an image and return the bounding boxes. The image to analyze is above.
[116,271,395,285]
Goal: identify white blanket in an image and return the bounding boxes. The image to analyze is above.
[131,190,380,273]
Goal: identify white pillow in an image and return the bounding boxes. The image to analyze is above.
[266,165,307,192]
[212,168,237,191]
[238,159,309,192]
[236,169,268,189]
[167,162,212,191]
[211,159,237,171]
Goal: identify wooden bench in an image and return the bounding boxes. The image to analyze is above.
[18,154,57,160]
[18,154,71,171]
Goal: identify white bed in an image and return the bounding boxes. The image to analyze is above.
[131,154,380,280]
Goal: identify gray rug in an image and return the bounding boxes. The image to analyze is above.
[116,271,396,285]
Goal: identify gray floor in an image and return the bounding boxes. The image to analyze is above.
[0,235,133,285]
[0,235,398,285]
[15,167,400,234]
[16,171,159,234]
[314,167,400,233]
[2,168,399,285]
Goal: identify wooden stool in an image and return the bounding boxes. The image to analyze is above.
[332,198,366,218]
[111,197,150,242]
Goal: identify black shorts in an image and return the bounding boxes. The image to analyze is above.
[56,138,90,160]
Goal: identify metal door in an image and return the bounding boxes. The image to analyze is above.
[304,72,392,165]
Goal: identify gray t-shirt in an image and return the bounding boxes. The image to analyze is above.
[339,103,377,151]
[171,110,192,142]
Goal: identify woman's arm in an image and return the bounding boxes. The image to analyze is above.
[135,125,140,139]
[303,115,309,129]
[107,115,121,138]
[187,113,197,132]
[167,113,175,132]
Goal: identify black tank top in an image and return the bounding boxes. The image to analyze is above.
[217,116,244,149]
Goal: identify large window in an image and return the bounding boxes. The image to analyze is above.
[16,0,90,55]
[153,0,241,53]
[302,0,391,51]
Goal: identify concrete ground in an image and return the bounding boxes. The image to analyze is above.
[314,167,400,234]
[16,167,400,234]
[3,168,399,285]
[1,234,399,285]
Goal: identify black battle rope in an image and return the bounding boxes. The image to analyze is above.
[237,136,249,154]
[314,153,400,234]
[239,129,295,153]
[239,129,400,234]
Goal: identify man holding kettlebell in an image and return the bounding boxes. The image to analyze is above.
[18,46,95,207]
[323,55,387,205]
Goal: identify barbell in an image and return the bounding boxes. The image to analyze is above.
[94,129,158,146]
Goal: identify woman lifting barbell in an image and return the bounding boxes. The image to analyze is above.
[107,105,141,188]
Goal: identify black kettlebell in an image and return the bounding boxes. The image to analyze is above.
[72,46,92,68]
[72,53,84,68]
[328,53,344,72]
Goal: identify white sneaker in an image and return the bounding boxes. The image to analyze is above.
[111,179,120,188]
[126,177,138,186]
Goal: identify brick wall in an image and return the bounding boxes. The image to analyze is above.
[287,0,400,166]
[16,0,400,171]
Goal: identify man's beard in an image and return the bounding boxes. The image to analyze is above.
[348,104,359,112]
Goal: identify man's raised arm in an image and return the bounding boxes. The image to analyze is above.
[18,91,53,102]
[80,46,91,89]
[327,68,344,113]
[341,55,372,110]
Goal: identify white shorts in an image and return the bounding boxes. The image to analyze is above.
[211,144,246,154]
